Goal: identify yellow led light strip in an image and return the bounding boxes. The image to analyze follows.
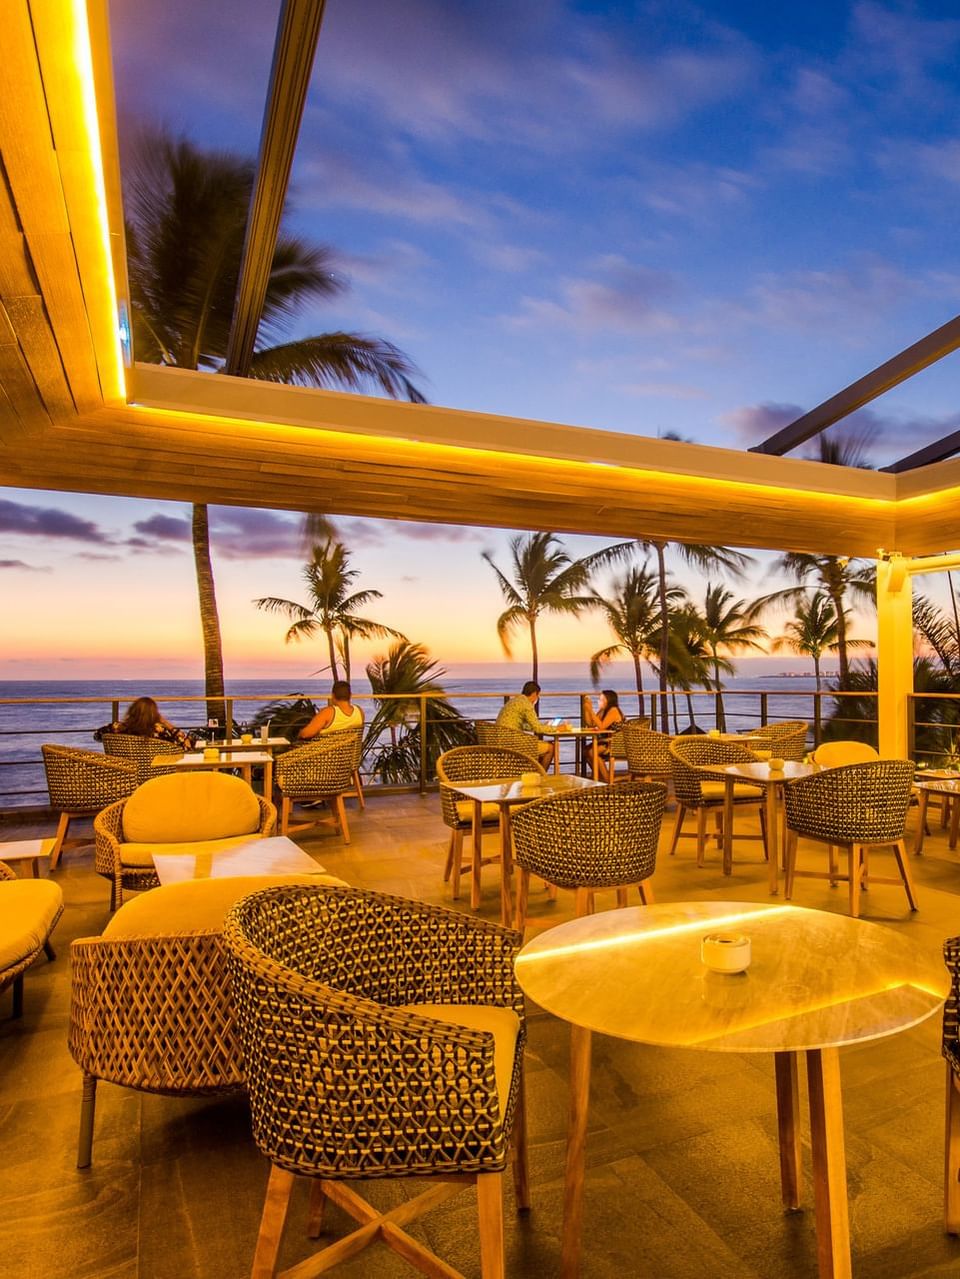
[70,0,126,400]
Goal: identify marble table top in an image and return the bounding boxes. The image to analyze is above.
[152,750,274,769]
[454,774,603,805]
[515,900,948,1054]
[153,835,326,885]
[702,759,818,787]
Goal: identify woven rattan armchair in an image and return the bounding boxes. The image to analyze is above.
[94,773,276,910]
[622,724,674,782]
[510,781,666,932]
[100,733,183,783]
[41,744,138,869]
[223,884,528,1278]
[0,861,62,1018]
[437,745,546,907]
[943,937,960,1232]
[274,728,360,841]
[783,760,917,917]
[668,738,767,866]
[752,720,809,761]
[475,720,540,761]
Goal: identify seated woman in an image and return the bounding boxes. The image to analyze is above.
[582,689,624,782]
[299,680,364,740]
[95,696,194,750]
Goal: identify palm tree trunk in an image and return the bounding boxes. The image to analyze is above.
[192,504,226,723]
[712,656,726,731]
[829,588,849,688]
[529,616,539,684]
[655,542,670,730]
[813,652,822,694]
[949,571,960,670]
[325,625,341,682]
[686,690,696,728]
[632,651,645,718]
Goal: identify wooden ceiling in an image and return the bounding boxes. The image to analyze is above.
[0,0,957,562]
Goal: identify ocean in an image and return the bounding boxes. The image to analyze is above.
[0,674,842,807]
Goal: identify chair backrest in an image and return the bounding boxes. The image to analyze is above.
[41,743,137,810]
[436,746,543,829]
[621,724,673,775]
[475,721,540,761]
[783,760,914,844]
[511,781,666,887]
[120,771,262,844]
[669,738,760,806]
[755,721,809,760]
[606,716,649,760]
[223,884,519,1177]
[275,730,359,797]
[101,733,182,783]
[812,740,880,768]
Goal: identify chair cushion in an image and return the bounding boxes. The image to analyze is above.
[120,833,266,869]
[700,781,764,801]
[454,800,502,825]
[399,1003,520,1120]
[0,879,63,970]
[102,873,349,939]
[122,773,261,843]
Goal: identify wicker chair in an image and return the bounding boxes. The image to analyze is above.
[812,740,879,767]
[943,937,960,1232]
[668,738,767,866]
[783,760,917,917]
[510,781,666,932]
[0,860,62,1018]
[223,884,528,1278]
[68,872,342,1168]
[274,729,360,841]
[622,724,674,783]
[475,720,540,762]
[752,720,809,761]
[94,772,276,910]
[437,745,546,907]
[100,733,183,783]
[41,744,138,869]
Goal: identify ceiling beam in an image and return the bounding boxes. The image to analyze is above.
[881,429,960,473]
[749,313,960,456]
[223,0,326,377]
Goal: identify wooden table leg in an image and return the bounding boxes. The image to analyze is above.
[767,784,780,895]
[499,807,514,928]
[239,763,252,787]
[561,1024,593,1279]
[806,1047,851,1279]
[263,759,273,798]
[914,789,929,855]
[722,778,734,875]
[471,800,483,909]
[775,1051,802,1210]
[553,736,561,775]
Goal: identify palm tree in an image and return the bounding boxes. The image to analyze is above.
[125,132,425,712]
[636,538,753,731]
[254,539,404,681]
[482,532,631,682]
[658,605,723,732]
[696,582,767,729]
[770,592,867,692]
[364,640,475,783]
[589,566,681,715]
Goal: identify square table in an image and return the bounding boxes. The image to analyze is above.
[0,837,54,877]
[536,727,612,778]
[153,749,274,797]
[701,759,817,893]
[914,774,960,853]
[152,835,327,885]
[516,900,949,1279]
[452,774,602,925]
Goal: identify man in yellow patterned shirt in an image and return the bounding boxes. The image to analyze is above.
[496,681,561,768]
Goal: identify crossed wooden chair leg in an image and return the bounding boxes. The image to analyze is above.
[513,871,654,933]
[784,833,918,917]
[280,795,350,844]
[667,803,767,867]
[49,810,95,870]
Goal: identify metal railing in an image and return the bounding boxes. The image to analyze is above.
[0,686,878,812]
[908,692,960,765]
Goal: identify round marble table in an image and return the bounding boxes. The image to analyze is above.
[515,900,949,1279]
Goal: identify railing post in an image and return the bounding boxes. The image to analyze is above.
[111,699,120,724]
[225,697,234,738]
[759,692,768,727]
[813,694,822,747]
[419,695,427,794]
[907,694,916,761]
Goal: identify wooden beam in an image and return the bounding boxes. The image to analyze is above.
[881,430,960,473]
[750,313,960,456]
[223,0,326,376]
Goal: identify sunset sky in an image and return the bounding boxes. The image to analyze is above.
[4,1,960,683]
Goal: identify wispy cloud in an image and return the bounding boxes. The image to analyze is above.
[504,255,680,334]
[0,558,49,572]
[0,499,111,543]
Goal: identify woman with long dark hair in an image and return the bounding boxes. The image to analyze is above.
[95,696,194,750]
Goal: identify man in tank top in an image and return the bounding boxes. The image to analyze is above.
[299,680,364,739]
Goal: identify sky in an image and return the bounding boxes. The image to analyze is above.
[5,1,960,681]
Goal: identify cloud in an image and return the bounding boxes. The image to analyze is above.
[0,499,111,543]
[619,381,709,401]
[74,552,124,563]
[0,558,49,572]
[132,514,192,542]
[721,403,804,446]
[337,517,487,549]
[720,401,960,461]
[742,259,915,335]
[504,255,680,334]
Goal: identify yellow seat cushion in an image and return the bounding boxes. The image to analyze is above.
[0,879,63,970]
[120,833,266,869]
[454,800,502,825]
[122,773,261,844]
[700,781,764,801]
[102,873,349,939]
[399,1003,520,1121]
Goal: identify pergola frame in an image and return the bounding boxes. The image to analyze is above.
[2,0,959,757]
